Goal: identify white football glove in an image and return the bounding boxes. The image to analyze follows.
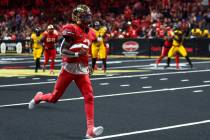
[97,37,103,42]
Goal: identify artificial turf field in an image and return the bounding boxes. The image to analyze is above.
[1,55,210,140]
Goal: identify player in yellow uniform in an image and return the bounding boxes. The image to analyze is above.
[202,28,209,38]
[165,25,193,69]
[190,24,202,38]
[91,21,107,73]
[31,27,43,72]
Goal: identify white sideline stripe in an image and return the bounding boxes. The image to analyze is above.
[203,81,210,83]
[0,84,209,108]
[84,119,210,140]
[1,69,210,88]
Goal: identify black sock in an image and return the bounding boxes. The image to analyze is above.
[35,59,39,72]
[166,57,171,67]
[92,58,97,70]
[37,58,40,68]
[185,56,193,67]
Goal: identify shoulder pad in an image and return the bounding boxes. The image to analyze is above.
[62,24,76,37]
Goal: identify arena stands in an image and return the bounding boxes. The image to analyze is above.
[0,0,209,40]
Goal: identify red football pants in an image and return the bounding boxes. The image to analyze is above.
[40,69,95,129]
[156,46,179,68]
[156,47,170,64]
[44,49,56,70]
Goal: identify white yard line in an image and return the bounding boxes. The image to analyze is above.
[142,86,152,89]
[181,79,189,82]
[193,90,203,93]
[0,84,209,108]
[32,78,40,80]
[84,119,210,140]
[1,69,210,88]
[99,83,110,86]
[160,78,168,81]
[120,84,130,87]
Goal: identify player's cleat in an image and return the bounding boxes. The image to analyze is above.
[85,126,104,139]
[164,65,170,69]
[28,92,43,109]
[176,66,182,70]
[189,64,193,69]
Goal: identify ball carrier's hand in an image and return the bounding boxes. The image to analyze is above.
[77,46,88,56]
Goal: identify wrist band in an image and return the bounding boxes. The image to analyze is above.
[75,52,79,57]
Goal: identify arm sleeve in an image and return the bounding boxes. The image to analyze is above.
[99,27,107,37]
[62,24,76,42]
[60,24,79,57]
[60,38,79,58]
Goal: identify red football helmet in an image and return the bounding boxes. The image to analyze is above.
[47,24,54,33]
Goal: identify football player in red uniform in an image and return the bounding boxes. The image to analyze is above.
[28,5,103,139]
[42,24,59,74]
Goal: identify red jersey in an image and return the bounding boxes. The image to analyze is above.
[163,30,173,48]
[62,24,96,66]
[127,26,138,38]
[157,28,165,38]
[43,30,59,49]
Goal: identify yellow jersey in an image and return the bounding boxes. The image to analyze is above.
[191,28,202,37]
[172,30,183,46]
[31,33,43,49]
[93,27,107,45]
[202,29,209,38]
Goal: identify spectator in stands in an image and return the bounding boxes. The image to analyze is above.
[190,24,202,38]
[0,0,209,40]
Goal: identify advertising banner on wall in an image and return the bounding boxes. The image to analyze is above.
[108,38,210,57]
